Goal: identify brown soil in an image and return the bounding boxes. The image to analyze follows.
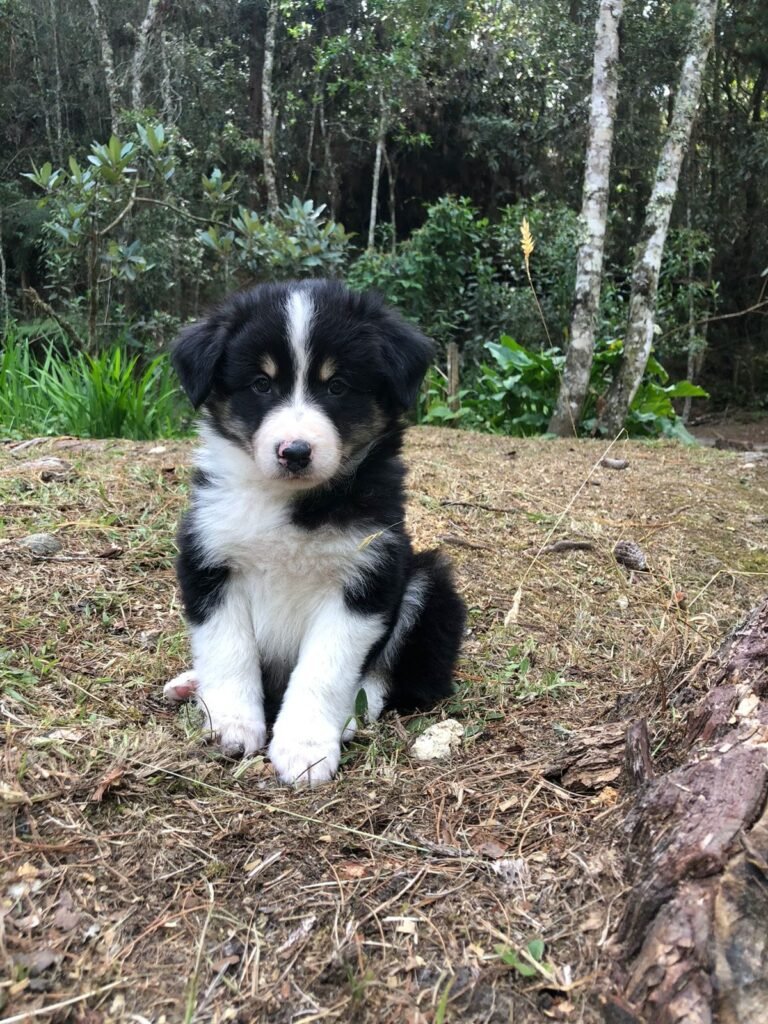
[688,412,768,447]
[1,428,767,1023]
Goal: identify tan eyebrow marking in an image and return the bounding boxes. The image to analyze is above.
[261,355,278,378]
[318,358,337,382]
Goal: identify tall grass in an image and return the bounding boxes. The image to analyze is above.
[0,326,184,439]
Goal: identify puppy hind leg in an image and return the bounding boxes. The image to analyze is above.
[386,551,466,713]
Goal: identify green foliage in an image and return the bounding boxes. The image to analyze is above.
[496,939,553,980]
[423,334,707,440]
[23,122,183,351]
[0,325,182,440]
[349,196,515,356]
[198,197,352,283]
[496,198,581,347]
[585,344,708,440]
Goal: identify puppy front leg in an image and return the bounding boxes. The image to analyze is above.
[190,582,266,756]
[268,597,385,786]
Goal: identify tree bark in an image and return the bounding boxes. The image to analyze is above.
[0,211,9,336]
[131,0,163,113]
[87,0,120,135]
[549,0,623,437]
[607,595,768,1024]
[261,0,280,218]
[597,0,718,436]
[48,0,64,163]
[367,91,387,251]
[159,30,174,125]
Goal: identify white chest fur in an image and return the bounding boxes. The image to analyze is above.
[191,431,379,665]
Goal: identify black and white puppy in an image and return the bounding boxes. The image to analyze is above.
[166,279,466,786]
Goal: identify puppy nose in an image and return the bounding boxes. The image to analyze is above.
[277,439,312,470]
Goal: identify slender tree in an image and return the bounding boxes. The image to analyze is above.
[598,0,719,435]
[131,0,163,112]
[549,0,623,436]
[87,0,120,135]
[367,90,387,250]
[261,0,280,218]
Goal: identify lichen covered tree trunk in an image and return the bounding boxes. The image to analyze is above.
[598,0,718,436]
[87,0,120,135]
[367,92,387,251]
[549,0,623,436]
[131,0,163,112]
[261,0,280,218]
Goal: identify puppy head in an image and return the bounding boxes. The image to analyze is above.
[172,281,434,489]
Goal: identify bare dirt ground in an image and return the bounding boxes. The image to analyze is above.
[1,428,767,1023]
[688,410,768,447]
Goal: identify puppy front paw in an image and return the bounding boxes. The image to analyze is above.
[268,728,341,787]
[211,716,268,757]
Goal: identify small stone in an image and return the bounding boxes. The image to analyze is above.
[19,533,62,557]
[613,539,648,572]
[410,719,464,761]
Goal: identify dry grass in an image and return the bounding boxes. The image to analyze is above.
[1,428,767,1023]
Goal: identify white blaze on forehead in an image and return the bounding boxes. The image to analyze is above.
[250,285,341,487]
[285,288,315,400]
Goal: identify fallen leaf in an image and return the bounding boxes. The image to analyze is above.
[589,786,619,807]
[337,861,370,879]
[90,765,126,802]
[504,586,523,627]
[475,839,508,860]
[52,905,80,929]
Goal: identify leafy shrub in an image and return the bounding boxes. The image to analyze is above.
[349,195,583,361]
[348,196,514,357]
[198,196,352,283]
[23,125,182,351]
[423,335,707,440]
[0,326,183,439]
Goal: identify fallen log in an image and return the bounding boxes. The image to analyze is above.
[607,596,768,1024]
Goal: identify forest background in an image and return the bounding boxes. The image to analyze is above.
[0,0,766,440]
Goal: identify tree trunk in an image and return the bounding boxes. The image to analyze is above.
[383,146,397,254]
[160,30,174,125]
[29,16,55,158]
[319,93,340,219]
[549,0,623,437]
[367,92,387,251]
[447,342,460,414]
[87,0,120,135]
[131,0,163,113]
[48,0,64,163]
[605,595,768,1024]
[261,0,280,218]
[0,211,9,336]
[597,0,718,436]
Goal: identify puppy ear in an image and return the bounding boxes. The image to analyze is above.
[377,309,435,411]
[171,318,227,408]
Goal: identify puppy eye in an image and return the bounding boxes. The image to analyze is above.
[327,377,348,396]
[252,375,272,394]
